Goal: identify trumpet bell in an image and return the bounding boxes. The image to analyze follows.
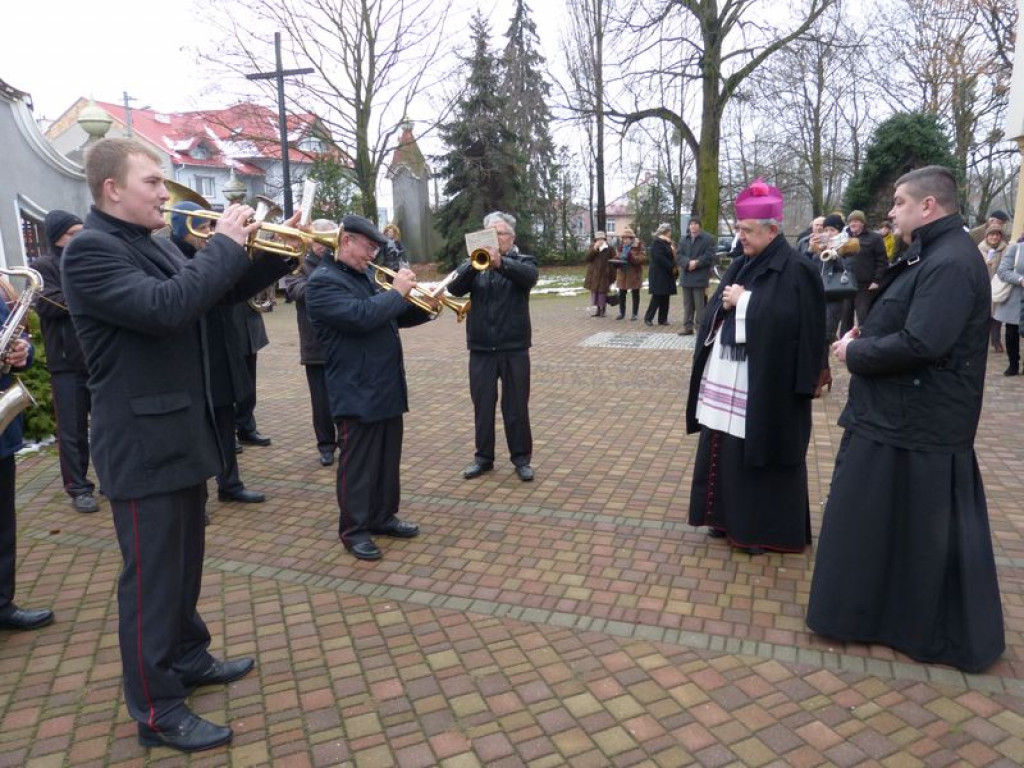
[163,181,211,227]
[470,248,491,270]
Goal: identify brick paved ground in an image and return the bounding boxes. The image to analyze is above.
[1,293,1022,767]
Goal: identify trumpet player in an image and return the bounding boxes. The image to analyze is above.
[306,214,430,561]
[62,138,296,752]
[0,291,54,632]
[447,211,538,482]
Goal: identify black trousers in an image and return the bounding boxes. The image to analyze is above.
[50,370,94,497]
[644,294,671,324]
[336,416,402,544]
[0,455,15,615]
[469,350,532,466]
[234,353,258,435]
[111,485,213,728]
[617,289,640,318]
[305,364,336,452]
[1005,323,1020,369]
[214,404,243,493]
[853,289,874,327]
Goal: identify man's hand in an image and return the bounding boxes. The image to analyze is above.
[392,268,417,297]
[831,327,861,362]
[3,338,30,368]
[275,211,304,253]
[688,259,697,271]
[722,284,745,310]
[214,204,261,248]
[488,246,503,270]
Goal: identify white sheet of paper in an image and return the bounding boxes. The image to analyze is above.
[299,179,317,226]
[464,228,499,257]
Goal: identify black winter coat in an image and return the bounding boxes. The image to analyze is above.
[283,249,326,365]
[447,246,538,352]
[306,258,431,423]
[33,247,87,374]
[840,214,989,452]
[678,230,717,288]
[647,237,678,295]
[686,234,826,467]
[848,228,888,285]
[63,207,290,500]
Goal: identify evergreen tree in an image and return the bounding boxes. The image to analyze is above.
[435,14,525,266]
[844,112,958,222]
[501,0,558,257]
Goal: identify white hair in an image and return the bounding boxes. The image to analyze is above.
[484,211,516,234]
[311,218,336,233]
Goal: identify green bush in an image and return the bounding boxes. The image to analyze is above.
[17,313,55,442]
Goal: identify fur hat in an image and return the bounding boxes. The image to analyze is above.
[594,231,607,240]
[847,210,867,225]
[43,209,82,245]
[621,227,636,238]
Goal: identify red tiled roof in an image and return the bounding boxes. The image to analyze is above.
[93,100,321,176]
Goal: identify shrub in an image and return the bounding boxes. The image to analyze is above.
[18,313,55,442]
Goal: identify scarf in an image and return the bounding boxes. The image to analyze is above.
[716,243,776,360]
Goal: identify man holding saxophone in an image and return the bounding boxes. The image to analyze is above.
[306,214,430,561]
[0,292,54,632]
[62,138,295,753]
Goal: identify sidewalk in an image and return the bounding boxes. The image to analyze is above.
[1,294,1021,767]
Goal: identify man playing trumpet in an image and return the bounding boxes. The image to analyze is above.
[62,138,296,752]
[306,214,430,561]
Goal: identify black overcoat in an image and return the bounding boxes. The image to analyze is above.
[685,234,825,467]
[62,207,290,500]
[840,214,989,452]
[305,258,431,423]
[33,247,87,374]
[647,237,678,295]
[283,249,326,365]
[678,230,717,288]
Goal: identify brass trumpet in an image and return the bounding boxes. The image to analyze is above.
[470,248,491,270]
[369,264,471,322]
[161,206,339,259]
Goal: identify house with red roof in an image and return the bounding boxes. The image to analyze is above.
[46,99,332,208]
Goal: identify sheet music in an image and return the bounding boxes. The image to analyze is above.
[299,179,317,226]
[464,228,499,257]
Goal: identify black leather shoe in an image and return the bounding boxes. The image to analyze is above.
[372,519,419,538]
[658,321,672,326]
[707,528,727,539]
[0,606,54,631]
[217,488,266,503]
[1004,365,1019,376]
[741,546,766,556]
[234,438,243,454]
[183,656,255,689]
[644,320,654,327]
[237,430,271,446]
[319,449,335,466]
[515,465,535,482]
[462,462,494,479]
[137,713,232,752]
[344,540,382,560]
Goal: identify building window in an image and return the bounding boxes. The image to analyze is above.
[191,145,209,160]
[607,220,616,233]
[299,135,324,153]
[195,176,216,197]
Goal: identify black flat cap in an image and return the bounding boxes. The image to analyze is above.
[341,214,388,246]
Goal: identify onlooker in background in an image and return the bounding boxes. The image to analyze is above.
[969,209,1010,245]
[614,227,645,321]
[283,219,338,466]
[994,234,1024,376]
[796,216,825,258]
[677,216,717,336]
[379,223,408,271]
[0,291,54,632]
[877,220,898,262]
[583,231,616,317]
[234,304,271,448]
[980,226,1009,353]
[845,210,888,326]
[33,210,99,513]
[643,223,677,326]
[812,214,859,394]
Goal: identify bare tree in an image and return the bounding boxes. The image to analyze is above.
[204,0,448,222]
[610,0,836,226]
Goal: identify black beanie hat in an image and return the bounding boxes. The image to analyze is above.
[44,210,83,245]
[822,213,845,231]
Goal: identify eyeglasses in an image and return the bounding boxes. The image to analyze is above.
[495,230,514,238]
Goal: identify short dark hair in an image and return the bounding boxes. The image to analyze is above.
[894,165,959,214]
[688,216,701,226]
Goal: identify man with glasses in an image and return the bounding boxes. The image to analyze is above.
[306,214,430,560]
[448,211,539,482]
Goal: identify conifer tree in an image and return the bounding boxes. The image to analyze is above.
[435,13,526,265]
[501,0,558,257]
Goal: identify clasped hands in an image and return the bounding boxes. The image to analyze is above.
[721,284,745,310]
[831,327,860,362]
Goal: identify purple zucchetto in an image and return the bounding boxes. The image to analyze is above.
[735,179,784,222]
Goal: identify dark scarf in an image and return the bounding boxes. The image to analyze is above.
[716,236,781,360]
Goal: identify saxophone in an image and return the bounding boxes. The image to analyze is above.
[0,266,43,434]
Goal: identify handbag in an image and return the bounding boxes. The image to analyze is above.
[991,272,1012,304]
[821,261,857,300]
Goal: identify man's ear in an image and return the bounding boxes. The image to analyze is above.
[102,177,121,204]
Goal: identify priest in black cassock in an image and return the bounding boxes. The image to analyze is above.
[686,180,825,555]
[807,166,1004,673]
